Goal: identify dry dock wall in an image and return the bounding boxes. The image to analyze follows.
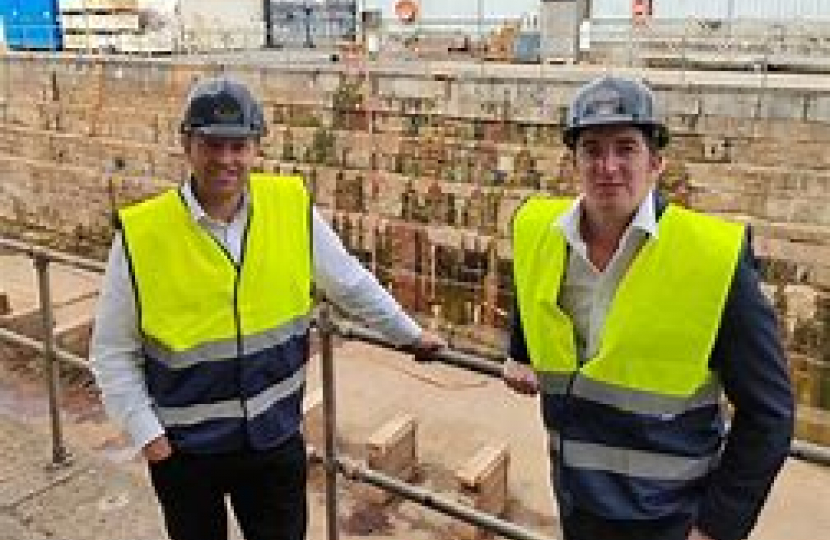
[1,56,829,442]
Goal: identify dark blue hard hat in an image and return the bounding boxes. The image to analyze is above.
[563,75,669,149]
[180,76,266,138]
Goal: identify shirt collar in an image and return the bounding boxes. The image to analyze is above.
[180,180,249,225]
[556,189,659,247]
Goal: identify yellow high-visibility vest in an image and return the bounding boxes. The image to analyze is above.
[118,173,313,452]
[512,197,744,400]
[121,174,312,355]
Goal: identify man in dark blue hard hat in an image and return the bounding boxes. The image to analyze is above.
[504,75,793,540]
[91,75,444,540]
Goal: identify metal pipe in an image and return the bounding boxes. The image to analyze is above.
[318,303,339,540]
[34,255,71,467]
[333,319,504,377]
[0,237,105,275]
[0,327,88,370]
[791,438,830,468]
[328,319,830,469]
[307,449,556,540]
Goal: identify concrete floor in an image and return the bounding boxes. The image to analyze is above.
[0,339,828,540]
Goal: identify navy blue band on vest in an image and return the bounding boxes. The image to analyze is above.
[145,333,310,453]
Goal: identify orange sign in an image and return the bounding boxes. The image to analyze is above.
[633,0,652,25]
[395,0,420,24]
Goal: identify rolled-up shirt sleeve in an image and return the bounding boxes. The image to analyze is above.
[312,208,421,346]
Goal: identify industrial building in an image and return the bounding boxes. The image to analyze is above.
[3,1,830,57]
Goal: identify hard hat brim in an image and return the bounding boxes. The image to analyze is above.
[563,119,669,149]
[189,125,261,138]
[574,114,642,128]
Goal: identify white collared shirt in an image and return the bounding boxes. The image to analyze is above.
[556,190,659,362]
[91,182,421,450]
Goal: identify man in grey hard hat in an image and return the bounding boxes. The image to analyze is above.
[504,75,793,540]
[91,75,444,540]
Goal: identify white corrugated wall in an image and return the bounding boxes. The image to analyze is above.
[177,0,265,48]
[591,0,830,21]
[588,0,632,20]
[177,0,264,28]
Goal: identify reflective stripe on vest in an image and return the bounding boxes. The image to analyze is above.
[156,365,308,427]
[539,370,720,416]
[142,315,311,370]
[120,174,312,452]
[548,432,720,482]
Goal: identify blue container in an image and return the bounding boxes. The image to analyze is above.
[0,0,62,50]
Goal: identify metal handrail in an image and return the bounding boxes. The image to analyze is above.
[1,235,829,468]
[0,237,106,274]
[0,236,105,465]
[316,302,555,540]
[334,318,830,470]
[306,447,553,540]
[333,318,505,377]
[0,238,555,539]
[0,326,87,370]
[1,236,829,540]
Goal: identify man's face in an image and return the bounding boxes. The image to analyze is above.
[573,125,664,223]
[184,134,259,201]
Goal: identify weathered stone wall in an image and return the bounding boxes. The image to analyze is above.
[1,56,830,442]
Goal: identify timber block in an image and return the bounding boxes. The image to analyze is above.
[0,292,10,316]
[361,414,418,504]
[449,444,510,540]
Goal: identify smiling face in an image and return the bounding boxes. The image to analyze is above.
[573,124,665,226]
[184,134,259,205]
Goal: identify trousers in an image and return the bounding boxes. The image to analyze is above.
[561,508,693,540]
[148,433,308,540]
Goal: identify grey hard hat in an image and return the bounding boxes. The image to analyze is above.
[563,75,669,149]
[180,76,266,138]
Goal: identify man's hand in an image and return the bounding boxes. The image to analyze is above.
[687,527,714,540]
[502,358,539,395]
[143,435,173,463]
[409,330,446,361]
